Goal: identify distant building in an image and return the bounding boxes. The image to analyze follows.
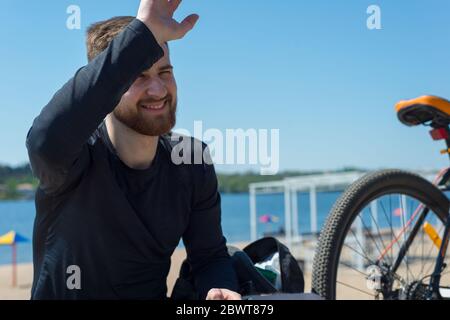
[16,183,35,199]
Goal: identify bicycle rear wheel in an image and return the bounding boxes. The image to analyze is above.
[312,170,450,300]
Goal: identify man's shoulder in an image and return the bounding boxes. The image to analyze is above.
[161,133,218,201]
[160,132,215,180]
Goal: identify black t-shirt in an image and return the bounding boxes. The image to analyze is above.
[26,19,238,300]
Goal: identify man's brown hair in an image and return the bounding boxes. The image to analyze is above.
[86,16,134,62]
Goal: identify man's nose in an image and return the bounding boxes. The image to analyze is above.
[144,77,168,99]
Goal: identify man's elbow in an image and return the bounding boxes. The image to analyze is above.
[26,125,58,163]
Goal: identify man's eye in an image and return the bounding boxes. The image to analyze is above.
[160,70,172,75]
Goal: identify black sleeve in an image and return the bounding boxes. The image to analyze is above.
[182,145,239,300]
[26,19,164,195]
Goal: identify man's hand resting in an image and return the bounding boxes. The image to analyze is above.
[206,288,242,300]
[137,0,199,45]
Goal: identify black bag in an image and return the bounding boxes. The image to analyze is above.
[229,237,304,296]
[171,237,305,300]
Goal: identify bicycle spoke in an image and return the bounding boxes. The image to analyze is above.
[348,228,375,266]
[380,199,398,264]
[423,224,446,277]
[422,223,444,277]
[389,195,395,264]
[356,213,384,260]
[339,259,368,277]
[404,197,417,282]
[421,222,425,276]
[409,218,436,281]
[369,202,393,266]
[336,281,375,297]
[343,243,376,266]
[408,225,428,280]
[399,195,415,283]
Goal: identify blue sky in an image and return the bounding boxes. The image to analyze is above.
[1,0,449,173]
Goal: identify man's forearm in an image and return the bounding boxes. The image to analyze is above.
[194,257,239,300]
[26,19,163,167]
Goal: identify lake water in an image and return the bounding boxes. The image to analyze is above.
[0,192,342,265]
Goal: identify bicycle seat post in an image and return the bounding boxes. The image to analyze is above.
[429,126,450,162]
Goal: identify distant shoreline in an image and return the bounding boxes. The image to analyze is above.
[1,163,369,198]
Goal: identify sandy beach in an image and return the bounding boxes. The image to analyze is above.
[0,243,260,300]
[3,235,443,300]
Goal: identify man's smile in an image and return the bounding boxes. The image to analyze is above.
[140,100,167,113]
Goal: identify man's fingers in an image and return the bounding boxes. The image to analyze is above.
[219,289,242,300]
[176,14,199,39]
[206,288,224,300]
[169,0,182,13]
[206,288,241,300]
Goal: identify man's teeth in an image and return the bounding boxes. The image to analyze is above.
[142,102,165,110]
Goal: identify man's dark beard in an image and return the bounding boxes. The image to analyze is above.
[113,97,177,136]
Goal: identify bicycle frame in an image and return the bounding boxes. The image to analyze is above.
[382,138,450,299]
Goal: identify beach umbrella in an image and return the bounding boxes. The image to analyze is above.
[259,214,280,224]
[0,231,29,287]
[393,208,404,217]
[259,214,280,236]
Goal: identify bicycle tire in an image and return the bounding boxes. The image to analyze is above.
[312,169,450,300]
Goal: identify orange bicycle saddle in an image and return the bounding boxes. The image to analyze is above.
[396,95,450,127]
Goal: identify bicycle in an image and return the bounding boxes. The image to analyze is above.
[312,96,450,300]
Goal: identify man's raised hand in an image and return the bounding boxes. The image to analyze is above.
[137,0,199,44]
